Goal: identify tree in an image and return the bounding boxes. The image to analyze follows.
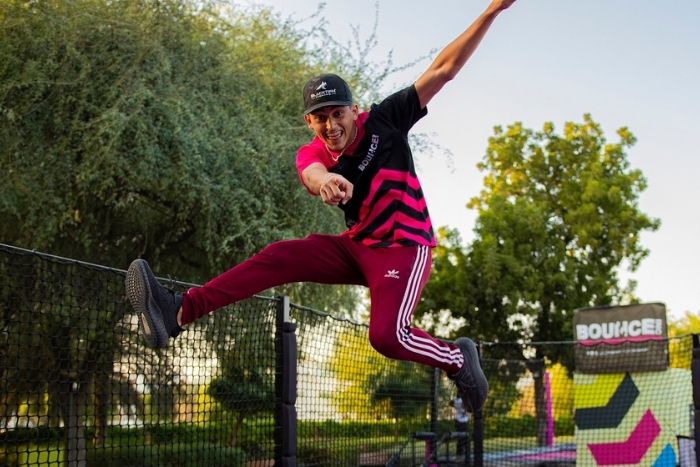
[667,312,700,369]
[1,0,393,459]
[369,364,432,419]
[368,363,432,440]
[423,115,658,345]
[0,0,363,310]
[418,227,523,345]
[0,249,127,464]
[668,311,700,337]
[508,362,573,421]
[204,300,276,448]
[466,115,659,346]
[208,368,274,448]
[420,115,659,444]
[326,327,387,420]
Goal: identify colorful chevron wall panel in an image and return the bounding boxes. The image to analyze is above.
[574,369,691,466]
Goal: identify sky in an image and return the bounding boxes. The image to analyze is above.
[248,0,699,321]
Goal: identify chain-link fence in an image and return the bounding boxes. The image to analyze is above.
[0,243,697,466]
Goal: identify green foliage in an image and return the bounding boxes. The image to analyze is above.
[0,251,129,455]
[369,364,432,419]
[203,304,275,446]
[0,0,359,309]
[668,311,700,336]
[87,442,247,466]
[484,415,538,437]
[208,368,274,416]
[420,115,659,360]
[555,416,575,436]
[325,326,387,418]
[484,371,524,417]
[0,425,63,444]
[419,226,525,344]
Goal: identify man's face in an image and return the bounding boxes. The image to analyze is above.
[304,105,359,152]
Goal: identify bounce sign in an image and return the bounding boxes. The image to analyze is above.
[574,303,668,373]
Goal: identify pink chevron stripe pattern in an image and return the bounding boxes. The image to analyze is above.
[587,410,660,465]
[360,170,427,218]
[367,190,428,215]
[368,167,422,191]
[359,199,430,233]
[349,167,434,247]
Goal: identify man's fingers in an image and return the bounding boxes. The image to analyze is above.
[320,173,353,205]
[341,183,353,205]
[327,184,343,199]
[320,185,343,205]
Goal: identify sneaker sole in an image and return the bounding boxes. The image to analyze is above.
[456,337,489,413]
[126,259,169,349]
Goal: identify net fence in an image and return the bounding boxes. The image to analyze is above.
[0,244,276,466]
[478,339,694,466]
[291,304,436,466]
[0,243,696,466]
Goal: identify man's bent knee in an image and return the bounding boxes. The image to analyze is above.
[368,328,403,360]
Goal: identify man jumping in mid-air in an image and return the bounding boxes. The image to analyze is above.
[126,0,517,414]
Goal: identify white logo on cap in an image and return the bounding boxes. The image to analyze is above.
[315,81,328,91]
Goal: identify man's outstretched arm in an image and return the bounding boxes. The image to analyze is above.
[415,0,516,109]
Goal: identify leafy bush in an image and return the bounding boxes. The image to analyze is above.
[87,442,246,467]
[484,415,537,437]
[555,415,575,436]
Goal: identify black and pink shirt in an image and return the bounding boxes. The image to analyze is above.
[296,85,435,248]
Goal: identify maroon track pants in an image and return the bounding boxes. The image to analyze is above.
[181,234,464,374]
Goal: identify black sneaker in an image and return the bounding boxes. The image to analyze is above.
[449,337,489,414]
[125,259,183,348]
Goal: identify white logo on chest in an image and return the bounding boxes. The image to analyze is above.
[358,134,380,172]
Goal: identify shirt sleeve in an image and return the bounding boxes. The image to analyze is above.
[370,84,428,135]
[296,141,327,173]
[295,141,330,194]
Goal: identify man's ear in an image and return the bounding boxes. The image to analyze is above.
[303,114,313,128]
[351,104,359,120]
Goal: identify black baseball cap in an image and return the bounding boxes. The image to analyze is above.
[303,73,353,114]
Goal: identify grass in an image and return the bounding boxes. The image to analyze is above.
[0,442,63,467]
[0,423,573,465]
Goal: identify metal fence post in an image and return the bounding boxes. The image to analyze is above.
[430,367,439,458]
[692,334,700,463]
[275,296,297,466]
[473,342,485,467]
[431,368,438,430]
